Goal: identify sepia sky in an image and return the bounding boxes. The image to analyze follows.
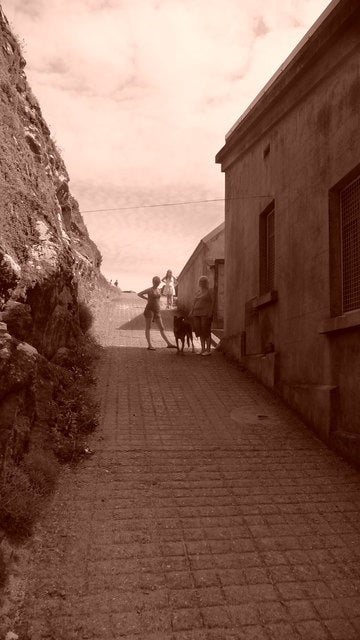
[4,0,330,290]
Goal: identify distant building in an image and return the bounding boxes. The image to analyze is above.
[177,222,225,329]
[216,0,360,455]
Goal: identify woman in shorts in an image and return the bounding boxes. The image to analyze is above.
[138,276,176,350]
[189,276,213,356]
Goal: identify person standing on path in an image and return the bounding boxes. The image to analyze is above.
[138,276,177,350]
[189,275,213,356]
[161,269,177,308]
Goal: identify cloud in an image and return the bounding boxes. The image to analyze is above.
[253,16,269,38]
[12,0,43,19]
[3,0,331,288]
[41,57,68,75]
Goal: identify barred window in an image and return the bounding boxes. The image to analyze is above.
[260,205,275,295]
[341,175,360,312]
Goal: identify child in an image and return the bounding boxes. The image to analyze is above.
[162,270,177,308]
[138,276,176,350]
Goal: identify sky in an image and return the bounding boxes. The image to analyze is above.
[4,0,331,290]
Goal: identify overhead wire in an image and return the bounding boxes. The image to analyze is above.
[80,194,272,214]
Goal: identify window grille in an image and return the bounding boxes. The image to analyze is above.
[341,175,360,312]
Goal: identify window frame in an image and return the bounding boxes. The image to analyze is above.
[340,175,360,313]
[329,163,360,318]
[259,201,276,297]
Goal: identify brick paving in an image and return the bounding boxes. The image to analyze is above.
[19,293,360,639]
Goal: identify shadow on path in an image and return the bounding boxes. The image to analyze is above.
[117,308,176,331]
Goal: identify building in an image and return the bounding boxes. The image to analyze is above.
[177,222,225,329]
[216,0,360,456]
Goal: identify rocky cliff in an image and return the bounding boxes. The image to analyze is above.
[0,6,103,492]
[0,6,101,358]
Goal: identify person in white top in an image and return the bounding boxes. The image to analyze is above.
[162,269,178,308]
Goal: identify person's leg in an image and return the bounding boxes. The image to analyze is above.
[201,317,207,353]
[169,294,173,307]
[191,317,202,353]
[145,316,155,349]
[205,335,211,352]
[206,317,212,352]
[200,317,212,355]
[155,316,176,347]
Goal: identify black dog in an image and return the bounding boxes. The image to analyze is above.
[173,316,194,354]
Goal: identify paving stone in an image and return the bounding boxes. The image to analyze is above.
[323,617,358,639]
[17,294,360,638]
[312,598,345,619]
[287,599,318,621]
[171,607,204,631]
[295,619,330,639]
[266,621,301,639]
[201,605,232,628]
[169,588,197,609]
[228,603,260,626]
[258,600,289,622]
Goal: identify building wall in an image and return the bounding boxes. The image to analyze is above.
[219,12,360,440]
[214,260,225,328]
[177,228,225,316]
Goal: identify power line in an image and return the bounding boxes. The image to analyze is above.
[80,194,272,214]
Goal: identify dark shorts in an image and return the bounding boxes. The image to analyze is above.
[192,315,212,338]
[144,308,161,321]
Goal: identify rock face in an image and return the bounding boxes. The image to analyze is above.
[0,7,101,356]
[0,8,102,473]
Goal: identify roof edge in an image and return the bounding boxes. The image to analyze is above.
[224,0,343,144]
[215,0,359,167]
[178,222,225,281]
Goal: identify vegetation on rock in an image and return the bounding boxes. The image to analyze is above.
[0,331,100,540]
[0,4,104,608]
[78,300,94,334]
[0,464,43,540]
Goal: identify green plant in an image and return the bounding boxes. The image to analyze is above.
[0,464,42,539]
[78,300,93,334]
[51,377,99,463]
[45,330,100,463]
[71,335,101,380]
[22,450,59,495]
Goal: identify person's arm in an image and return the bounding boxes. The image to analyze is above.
[188,294,196,317]
[138,288,149,300]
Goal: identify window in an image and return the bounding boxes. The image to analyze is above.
[341,175,360,312]
[329,166,360,322]
[260,204,275,295]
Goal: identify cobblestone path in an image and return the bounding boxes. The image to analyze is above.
[19,293,360,639]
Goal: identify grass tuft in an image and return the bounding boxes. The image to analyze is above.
[0,464,42,539]
[22,450,59,495]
